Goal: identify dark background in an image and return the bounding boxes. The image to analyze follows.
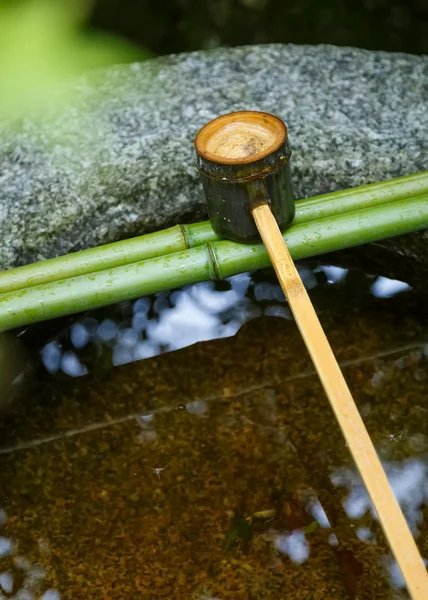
[89,0,428,57]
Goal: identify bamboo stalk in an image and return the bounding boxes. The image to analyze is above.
[252,203,428,599]
[0,194,427,333]
[293,168,428,225]
[1,170,427,294]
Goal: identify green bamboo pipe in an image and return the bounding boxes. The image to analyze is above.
[1,170,427,295]
[0,194,427,333]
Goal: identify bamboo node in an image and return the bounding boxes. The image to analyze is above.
[206,243,221,281]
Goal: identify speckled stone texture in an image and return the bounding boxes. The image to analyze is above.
[0,43,427,282]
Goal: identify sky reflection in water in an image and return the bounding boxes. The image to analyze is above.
[2,262,423,597]
[39,264,412,379]
[269,456,428,587]
[0,508,60,599]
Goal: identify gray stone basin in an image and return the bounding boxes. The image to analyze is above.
[0,44,427,287]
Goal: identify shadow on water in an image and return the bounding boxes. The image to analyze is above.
[0,258,427,598]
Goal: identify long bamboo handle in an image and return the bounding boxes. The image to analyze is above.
[252,203,428,600]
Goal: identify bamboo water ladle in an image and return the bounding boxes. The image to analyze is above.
[194,110,428,599]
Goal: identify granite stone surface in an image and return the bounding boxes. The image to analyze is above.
[0,43,427,282]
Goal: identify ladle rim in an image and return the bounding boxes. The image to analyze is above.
[194,110,288,166]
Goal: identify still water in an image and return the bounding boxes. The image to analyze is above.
[0,259,427,599]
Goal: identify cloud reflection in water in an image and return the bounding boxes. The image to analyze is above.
[38,264,413,378]
[0,508,60,599]
[332,456,428,588]
[275,530,310,564]
[332,457,427,535]
[4,262,426,595]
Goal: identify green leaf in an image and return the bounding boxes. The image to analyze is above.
[223,515,253,551]
[0,0,149,120]
[303,520,320,534]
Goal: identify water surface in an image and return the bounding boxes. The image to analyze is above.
[0,260,427,599]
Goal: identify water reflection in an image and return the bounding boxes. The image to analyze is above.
[0,260,426,598]
[309,499,331,528]
[0,509,58,599]
[315,265,348,284]
[40,342,62,374]
[0,571,14,593]
[333,457,428,536]
[275,530,310,564]
[371,276,412,299]
[0,536,12,557]
[331,455,428,590]
[136,413,157,443]
[31,261,414,379]
[263,454,428,579]
[40,590,61,600]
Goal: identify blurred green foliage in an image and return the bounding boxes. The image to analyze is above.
[1,0,427,121]
[0,0,148,120]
